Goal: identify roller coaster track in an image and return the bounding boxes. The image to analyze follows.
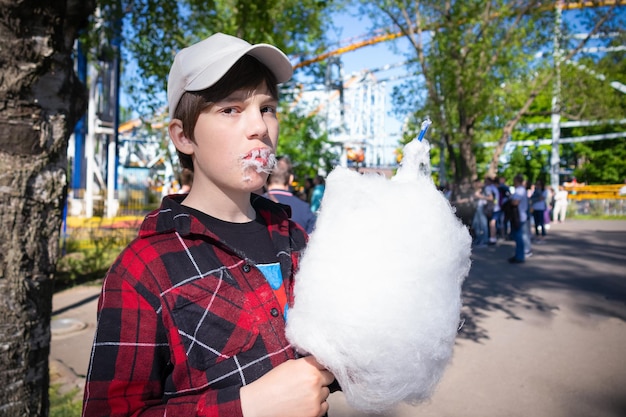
[294,0,626,69]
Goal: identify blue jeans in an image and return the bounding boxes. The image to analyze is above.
[533,210,546,236]
[493,210,506,238]
[472,208,489,245]
[512,221,526,261]
[523,219,532,253]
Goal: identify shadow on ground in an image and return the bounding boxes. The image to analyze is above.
[458,222,626,343]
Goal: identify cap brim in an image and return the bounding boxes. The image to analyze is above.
[186,44,293,92]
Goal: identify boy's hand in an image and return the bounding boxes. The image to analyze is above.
[240,356,335,417]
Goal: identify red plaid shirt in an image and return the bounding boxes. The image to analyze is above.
[82,194,307,416]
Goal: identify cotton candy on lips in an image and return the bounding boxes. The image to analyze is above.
[240,147,276,182]
[285,136,472,412]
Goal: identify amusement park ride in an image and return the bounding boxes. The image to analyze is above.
[69,1,626,218]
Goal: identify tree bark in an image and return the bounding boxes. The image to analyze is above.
[0,0,94,415]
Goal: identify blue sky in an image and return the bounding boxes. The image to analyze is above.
[325,12,408,73]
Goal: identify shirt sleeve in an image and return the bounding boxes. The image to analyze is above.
[82,252,244,417]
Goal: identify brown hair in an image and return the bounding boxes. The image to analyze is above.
[267,156,293,187]
[173,55,280,170]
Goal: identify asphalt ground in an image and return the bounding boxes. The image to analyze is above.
[50,219,626,416]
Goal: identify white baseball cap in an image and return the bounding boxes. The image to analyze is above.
[167,32,293,117]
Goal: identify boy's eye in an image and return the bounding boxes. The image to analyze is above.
[261,106,276,114]
[222,108,238,114]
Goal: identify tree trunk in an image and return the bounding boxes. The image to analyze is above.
[458,138,476,181]
[0,1,94,415]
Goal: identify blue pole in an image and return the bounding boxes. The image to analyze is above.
[72,41,87,190]
[112,20,122,192]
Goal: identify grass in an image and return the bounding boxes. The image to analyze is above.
[570,214,626,220]
[49,384,82,417]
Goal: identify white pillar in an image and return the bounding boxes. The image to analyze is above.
[106,139,117,218]
[550,4,563,190]
[85,64,98,218]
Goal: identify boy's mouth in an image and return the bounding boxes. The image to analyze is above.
[240,148,277,181]
[244,148,271,163]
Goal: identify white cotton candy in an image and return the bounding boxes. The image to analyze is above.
[285,138,472,413]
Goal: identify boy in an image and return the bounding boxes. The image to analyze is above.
[82,33,334,417]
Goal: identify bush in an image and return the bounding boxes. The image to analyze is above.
[55,230,129,290]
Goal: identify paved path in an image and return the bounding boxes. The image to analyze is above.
[50,220,626,416]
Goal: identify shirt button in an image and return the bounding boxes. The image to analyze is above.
[270,308,279,317]
[243,264,251,273]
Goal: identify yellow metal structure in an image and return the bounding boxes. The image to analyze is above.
[564,184,626,200]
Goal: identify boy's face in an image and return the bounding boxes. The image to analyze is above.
[186,82,279,194]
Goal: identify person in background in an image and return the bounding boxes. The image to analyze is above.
[508,174,529,264]
[553,185,569,223]
[530,179,548,242]
[544,185,553,231]
[266,156,317,233]
[484,177,499,245]
[496,176,511,239]
[310,175,326,213]
[471,178,490,247]
[302,176,315,202]
[526,181,535,231]
[177,167,194,194]
[523,179,533,258]
[82,32,335,417]
[619,178,626,196]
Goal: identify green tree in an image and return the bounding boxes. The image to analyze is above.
[277,107,337,182]
[505,22,626,185]
[355,0,624,184]
[560,32,626,184]
[358,0,554,182]
[91,0,337,116]
[502,145,550,186]
[572,139,626,184]
[88,0,339,176]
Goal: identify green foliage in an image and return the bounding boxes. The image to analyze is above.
[81,0,342,183]
[355,0,625,183]
[49,384,81,417]
[85,0,337,116]
[501,145,550,185]
[82,0,625,185]
[359,0,556,180]
[276,105,337,182]
[572,139,626,184]
[56,231,129,290]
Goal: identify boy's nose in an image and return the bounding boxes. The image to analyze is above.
[245,109,269,139]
